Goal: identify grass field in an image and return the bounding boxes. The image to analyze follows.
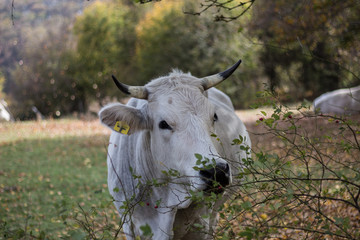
[0,119,116,239]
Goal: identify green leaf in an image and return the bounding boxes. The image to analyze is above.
[195,153,203,161]
[232,139,242,145]
[155,198,162,206]
[264,118,275,127]
[140,224,153,237]
[239,228,254,240]
[210,133,217,137]
[193,166,200,171]
[193,223,204,229]
[201,214,210,219]
[69,230,86,240]
[284,111,293,118]
[241,201,252,210]
[286,187,294,200]
[272,113,280,120]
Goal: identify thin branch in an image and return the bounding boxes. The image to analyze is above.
[294,193,360,212]
[11,0,15,25]
[184,0,256,22]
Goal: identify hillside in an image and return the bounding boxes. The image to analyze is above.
[0,0,90,92]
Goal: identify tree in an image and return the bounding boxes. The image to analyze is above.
[131,0,256,22]
[0,72,5,98]
[71,0,262,108]
[1,0,91,118]
[10,25,81,119]
[134,0,261,108]
[249,0,360,100]
[135,0,221,83]
[72,0,140,105]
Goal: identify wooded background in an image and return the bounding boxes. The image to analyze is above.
[1,0,359,119]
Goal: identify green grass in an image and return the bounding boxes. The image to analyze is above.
[0,120,115,239]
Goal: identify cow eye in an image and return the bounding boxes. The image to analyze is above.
[159,120,172,130]
[213,113,218,122]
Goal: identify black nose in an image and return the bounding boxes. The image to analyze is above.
[199,162,230,191]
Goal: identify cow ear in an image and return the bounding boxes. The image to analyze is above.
[99,103,149,135]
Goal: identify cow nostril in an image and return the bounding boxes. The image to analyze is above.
[199,169,213,179]
[216,163,230,186]
[224,163,230,173]
[199,162,230,191]
[217,162,230,175]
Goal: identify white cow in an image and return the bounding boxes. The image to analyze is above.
[99,60,251,240]
[0,99,12,122]
[313,85,360,115]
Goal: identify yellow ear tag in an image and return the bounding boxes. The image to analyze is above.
[114,121,130,135]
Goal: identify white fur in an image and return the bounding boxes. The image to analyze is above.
[0,100,11,122]
[314,85,360,115]
[99,71,251,239]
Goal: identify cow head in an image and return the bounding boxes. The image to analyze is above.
[99,60,241,203]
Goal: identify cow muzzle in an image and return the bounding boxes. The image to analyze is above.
[199,162,230,194]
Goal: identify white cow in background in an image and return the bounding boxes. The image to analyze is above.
[0,99,13,122]
[99,60,251,240]
[314,86,360,115]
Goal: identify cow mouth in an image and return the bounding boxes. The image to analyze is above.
[201,179,228,194]
[199,165,230,194]
[204,184,225,194]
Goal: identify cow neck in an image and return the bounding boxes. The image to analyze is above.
[135,130,160,182]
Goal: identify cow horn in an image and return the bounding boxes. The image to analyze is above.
[112,75,148,99]
[201,59,242,90]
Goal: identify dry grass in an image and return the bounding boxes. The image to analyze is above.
[0,119,110,144]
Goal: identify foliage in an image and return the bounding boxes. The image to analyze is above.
[0,0,88,90]
[3,0,360,117]
[9,26,82,119]
[1,0,92,119]
[59,0,263,110]
[2,0,263,117]
[0,12,20,92]
[0,72,5,99]
[184,0,256,22]
[249,0,360,100]
[72,0,140,103]
[214,33,262,109]
[3,0,141,118]
[132,0,256,22]
[218,90,360,239]
[134,0,261,108]
[134,0,234,83]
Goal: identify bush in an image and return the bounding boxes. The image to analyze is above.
[58,90,359,239]
[218,90,360,239]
